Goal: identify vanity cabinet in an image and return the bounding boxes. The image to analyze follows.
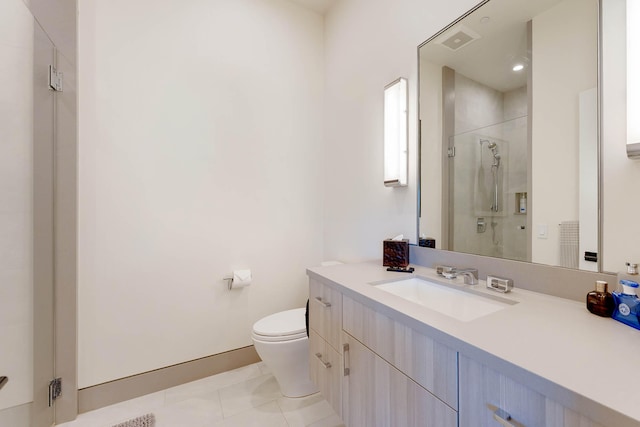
[308,278,344,417]
[342,295,458,409]
[309,329,342,416]
[459,355,605,427]
[309,278,458,426]
[342,332,457,427]
[308,264,638,427]
[309,278,342,350]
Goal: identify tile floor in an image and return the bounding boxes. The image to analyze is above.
[57,362,344,427]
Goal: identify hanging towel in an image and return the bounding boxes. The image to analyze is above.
[559,221,579,269]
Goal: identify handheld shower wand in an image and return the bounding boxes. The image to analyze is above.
[487,142,500,212]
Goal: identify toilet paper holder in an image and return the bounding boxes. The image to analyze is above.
[223,276,234,290]
[223,269,252,290]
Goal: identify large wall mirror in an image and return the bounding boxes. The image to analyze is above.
[418,0,600,271]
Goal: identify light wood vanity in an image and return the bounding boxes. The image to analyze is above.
[308,262,640,427]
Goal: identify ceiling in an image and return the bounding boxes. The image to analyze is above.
[420,0,564,93]
[288,0,339,14]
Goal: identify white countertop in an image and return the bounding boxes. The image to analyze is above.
[307,261,640,426]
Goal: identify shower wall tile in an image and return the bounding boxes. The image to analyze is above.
[503,86,528,121]
[455,73,503,135]
[452,72,528,262]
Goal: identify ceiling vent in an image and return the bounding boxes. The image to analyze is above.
[435,25,481,51]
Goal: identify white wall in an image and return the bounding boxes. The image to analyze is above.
[579,88,598,272]
[74,0,638,391]
[322,0,478,262]
[531,0,597,267]
[419,59,442,246]
[78,0,324,387]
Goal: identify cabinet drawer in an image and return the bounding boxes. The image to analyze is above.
[342,295,458,409]
[459,355,605,427]
[342,332,457,427]
[309,329,342,417]
[309,278,343,351]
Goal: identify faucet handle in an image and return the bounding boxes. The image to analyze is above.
[435,265,455,276]
[487,275,514,293]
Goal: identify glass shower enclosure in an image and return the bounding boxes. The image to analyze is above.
[449,116,528,262]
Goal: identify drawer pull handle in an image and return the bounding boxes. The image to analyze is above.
[493,408,515,427]
[0,376,7,390]
[315,297,331,308]
[343,343,350,376]
[315,353,331,369]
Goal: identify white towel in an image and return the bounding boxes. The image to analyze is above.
[559,221,579,268]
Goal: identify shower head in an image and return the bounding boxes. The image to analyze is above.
[488,142,500,167]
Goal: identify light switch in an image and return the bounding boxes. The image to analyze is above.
[537,223,548,239]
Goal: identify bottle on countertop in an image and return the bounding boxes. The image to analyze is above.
[612,280,640,330]
[617,262,638,289]
[586,280,615,317]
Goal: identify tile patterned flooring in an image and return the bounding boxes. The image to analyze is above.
[57,363,344,427]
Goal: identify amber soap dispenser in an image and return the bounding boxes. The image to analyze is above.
[586,280,615,317]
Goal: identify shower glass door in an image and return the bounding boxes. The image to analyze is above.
[449,116,528,262]
[0,0,55,425]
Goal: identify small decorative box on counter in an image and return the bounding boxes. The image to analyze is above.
[383,238,409,268]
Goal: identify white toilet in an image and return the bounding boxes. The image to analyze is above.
[251,307,318,398]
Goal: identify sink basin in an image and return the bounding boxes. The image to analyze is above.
[373,277,515,322]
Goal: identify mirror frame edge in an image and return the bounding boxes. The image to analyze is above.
[597,0,606,274]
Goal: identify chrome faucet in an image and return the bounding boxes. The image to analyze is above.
[456,269,478,285]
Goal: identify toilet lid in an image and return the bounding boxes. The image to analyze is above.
[252,308,306,339]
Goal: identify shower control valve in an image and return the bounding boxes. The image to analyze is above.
[477,217,486,233]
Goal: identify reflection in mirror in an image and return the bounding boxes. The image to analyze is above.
[418,0,600,271]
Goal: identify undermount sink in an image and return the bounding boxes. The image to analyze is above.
[373,277,516,322]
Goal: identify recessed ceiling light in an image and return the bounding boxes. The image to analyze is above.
[480,16,491,24]
[512,64,524,72]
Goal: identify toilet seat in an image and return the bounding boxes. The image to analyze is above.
[252,308,307,342]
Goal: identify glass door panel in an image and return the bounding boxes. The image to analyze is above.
[0,0,55,425]
[450,117,528,262]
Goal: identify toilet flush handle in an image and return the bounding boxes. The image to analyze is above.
[314,297,331,308]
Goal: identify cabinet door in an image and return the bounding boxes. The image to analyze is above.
[309,330,342,417]
[459,355,605,427]
[343,295,458,409]
[342,333,457,427]
[309,278,343,351]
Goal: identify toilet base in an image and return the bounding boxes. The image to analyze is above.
[252,335,319,398]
